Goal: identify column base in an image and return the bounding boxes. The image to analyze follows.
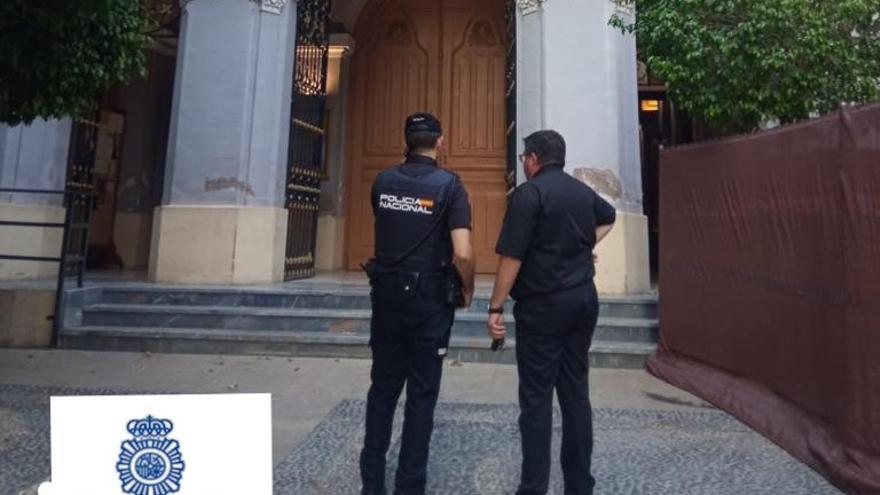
[148,206,288,285]
[113,212,153,270]
[315,214,346,272]
[594,211,651,295]
[0,204,65,281]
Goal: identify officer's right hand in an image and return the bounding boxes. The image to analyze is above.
[487,313,506,339]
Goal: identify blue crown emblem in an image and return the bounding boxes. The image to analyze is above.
[117,415,185,495]
[127,416,174,439]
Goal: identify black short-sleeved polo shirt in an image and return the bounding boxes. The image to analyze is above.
[370,154,472,231]
[495,164,616,300]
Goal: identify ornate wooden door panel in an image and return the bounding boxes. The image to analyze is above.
[441,0,508,273]
[346,0,508,273]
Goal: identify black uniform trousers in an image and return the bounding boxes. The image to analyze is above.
[514,282,599,495]
[360,277,453,495]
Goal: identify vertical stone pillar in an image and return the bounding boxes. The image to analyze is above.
[149,0,298,284]
[516,0,649,294]
[0,120,71,280]
[315,34,355,272]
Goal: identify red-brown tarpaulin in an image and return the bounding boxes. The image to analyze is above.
[651,104,880,494]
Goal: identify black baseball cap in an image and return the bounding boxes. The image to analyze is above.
[405,113,442,136]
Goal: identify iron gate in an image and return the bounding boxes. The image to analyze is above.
[62,117,99,287]
[505,0,517,196]
[54,116,99,345]
[284,0,331,281]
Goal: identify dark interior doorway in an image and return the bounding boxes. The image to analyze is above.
[638,88,694,284]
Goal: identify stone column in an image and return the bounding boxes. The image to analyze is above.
[314,34,355,272]
[516,0,649,294]
[0,120,71,281]
[149,0,297,284]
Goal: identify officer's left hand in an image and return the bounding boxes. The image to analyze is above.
[487,313,506,339]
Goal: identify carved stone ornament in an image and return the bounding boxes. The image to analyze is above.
[516,0,545,15]
[178,0,290,15]
[260,0,289,14]
[613,0,635,16]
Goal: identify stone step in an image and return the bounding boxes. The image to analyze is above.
[98,287,658,320]
[59,326,656,369]
[80,304,659,343]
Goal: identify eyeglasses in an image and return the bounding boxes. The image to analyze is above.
[519,152,535,162]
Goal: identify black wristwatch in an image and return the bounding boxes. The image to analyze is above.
[488,305,504,315]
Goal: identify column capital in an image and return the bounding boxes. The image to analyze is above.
[178,0,291,15]
[259,0,290,15]
[613,0,635,16]
[329,33,356,58]
[517,0,545,16]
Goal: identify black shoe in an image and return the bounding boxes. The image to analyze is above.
[362,489,385,495]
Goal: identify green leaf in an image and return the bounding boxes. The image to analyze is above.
[614,0,880,135]
[0,0,149,124]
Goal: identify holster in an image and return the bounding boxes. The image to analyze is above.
[442,263,465,307]
[362,259,422,297]
[360,258,378,284]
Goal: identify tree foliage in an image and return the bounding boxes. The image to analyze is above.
[0,0,150,125]
[612,0,880,134]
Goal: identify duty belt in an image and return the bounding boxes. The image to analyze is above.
[371,269,447,293]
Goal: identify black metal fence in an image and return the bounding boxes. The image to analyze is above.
[0,187,93,346]
[0,116,97,347]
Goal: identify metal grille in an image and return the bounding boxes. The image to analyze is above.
[43,116,99,347]
[284,0,331,280]
[62,118,98,285]
[505,0,517,196]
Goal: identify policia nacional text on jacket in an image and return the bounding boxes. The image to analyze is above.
[487,130,616,495]
[359,113,476,495]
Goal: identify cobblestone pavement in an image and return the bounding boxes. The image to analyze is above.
[1,384,840,495]
[274,400,840,495]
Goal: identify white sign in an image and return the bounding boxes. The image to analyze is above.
[38,394,272,495]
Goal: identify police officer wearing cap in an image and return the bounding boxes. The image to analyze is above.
[360,112,475,495]
[486,130,616,495]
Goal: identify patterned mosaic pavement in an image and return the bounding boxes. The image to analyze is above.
[1,385,841,495]
[274,400,840,495]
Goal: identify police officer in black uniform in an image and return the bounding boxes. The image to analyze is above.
[360,113,475,495]
[486,130,616,495]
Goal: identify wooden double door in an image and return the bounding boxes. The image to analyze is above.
[345,0,510,273]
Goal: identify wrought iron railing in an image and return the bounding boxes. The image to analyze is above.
[0,187,94,346]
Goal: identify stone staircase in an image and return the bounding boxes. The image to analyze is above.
[59,284,658,369]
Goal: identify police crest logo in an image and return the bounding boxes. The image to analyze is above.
[378,194,435,215]
[116,415,185,495]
